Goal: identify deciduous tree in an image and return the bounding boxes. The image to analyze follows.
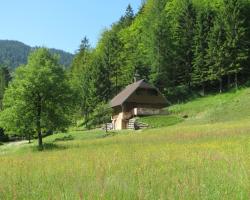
[0,48,74,149]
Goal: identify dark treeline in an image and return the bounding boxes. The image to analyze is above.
[0,65,11,143]
[71,0,250,127]
[0,65,11,110]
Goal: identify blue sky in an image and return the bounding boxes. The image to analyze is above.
[0,0,142,53]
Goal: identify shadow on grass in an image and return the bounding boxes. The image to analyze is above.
[53,135,74,142]
[33,143,68,152]
[98,131,119,138]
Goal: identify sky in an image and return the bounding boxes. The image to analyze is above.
[0,0,142,53]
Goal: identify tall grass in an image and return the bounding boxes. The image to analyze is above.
[169,88,250,124]
[0,119,250,199]
[139,115,183,128]
[1,88,250,199]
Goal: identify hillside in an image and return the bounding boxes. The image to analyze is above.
[140,87,250,127]
[1,88,250,199]
[0,40,74,69]
[70,0,250,117]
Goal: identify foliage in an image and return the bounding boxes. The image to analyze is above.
[0,48,75,149]
[0,128,9,142]
[0,65,11,110]
[86,103,113,129]
[70,0,250,122]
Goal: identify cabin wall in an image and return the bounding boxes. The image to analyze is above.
[111,107,168,130]
[111,111,132,130]
[133,108,167,116]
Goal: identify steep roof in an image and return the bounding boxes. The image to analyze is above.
[110,79,168,108]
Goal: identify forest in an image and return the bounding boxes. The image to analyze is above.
[0,0,250,148]
[70,0,250,127]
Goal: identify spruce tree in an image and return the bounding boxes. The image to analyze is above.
[70,36,92,122]
[192,7,215,94]
[223,0,248,89]
[170,0,196,87]
[151,9,173,92]
[205,13,227,93]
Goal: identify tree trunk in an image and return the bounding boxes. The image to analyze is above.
[36,95,43,150]
[201,82,205,96]
[105,123,108,133]
[84,112,90,130]
[235,72,238,90]
[227,74,231,90]
[116,65,118,95]
[38,130,43,150]
[219,77,222,93]
[28,133,31,144]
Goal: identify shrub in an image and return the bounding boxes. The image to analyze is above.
[0,127,9,142]
[86,103,112,129]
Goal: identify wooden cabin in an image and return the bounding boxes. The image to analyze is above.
[110,79,168,130]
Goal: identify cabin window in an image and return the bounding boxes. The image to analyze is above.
[148,89,158,96]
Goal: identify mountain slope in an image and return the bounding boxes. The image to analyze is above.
[0,40,74,69]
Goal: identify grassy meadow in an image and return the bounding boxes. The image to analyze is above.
[1,88,250,199]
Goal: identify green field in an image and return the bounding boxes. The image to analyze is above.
[1,88,250,199]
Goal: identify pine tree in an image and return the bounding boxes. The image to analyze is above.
[223,0,248,89]
[97,29,122,96]
[206,13,227,93]
[170,0,196,87]
[70,37,92,121]
[79,36,90,52]
[192,7,215,94]
[151,9,173,92]
[120,4,134,27]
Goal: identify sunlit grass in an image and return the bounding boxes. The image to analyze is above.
[0,119,250,199]
[139,115,183,128]
[170,87,250,124]
[1,88,250,199]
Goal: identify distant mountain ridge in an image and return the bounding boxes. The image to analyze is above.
[0,40,74,70]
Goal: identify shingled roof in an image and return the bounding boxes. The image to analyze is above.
[110,79,168,108]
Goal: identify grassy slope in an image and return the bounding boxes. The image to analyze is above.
[1,88,250,199]
[139,87,250,127]
[170,87,250,124]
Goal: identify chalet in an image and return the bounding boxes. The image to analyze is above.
[110,79,168,130]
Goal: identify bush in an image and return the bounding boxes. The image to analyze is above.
[86,103,112,129]
[0,127,9,142]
